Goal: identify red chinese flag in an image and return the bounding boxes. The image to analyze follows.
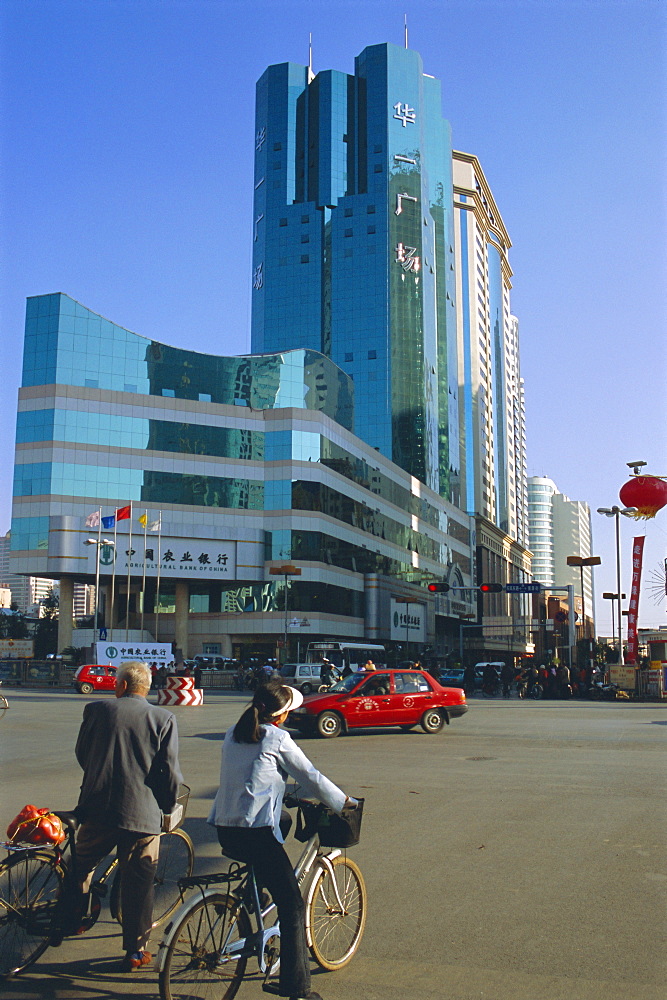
[116,505,131,521]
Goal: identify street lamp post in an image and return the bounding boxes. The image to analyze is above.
[269,564,302,663]
[566,555,601,640]
[84,537,115,636]
[596,506,637,664]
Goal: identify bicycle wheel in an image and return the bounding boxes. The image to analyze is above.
[115,829,195,930]
[0,850,64,977]
[159,893,250,1000]
[306,855,366,970]
[0,695,8,719]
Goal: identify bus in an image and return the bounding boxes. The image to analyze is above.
[306,640,386,673]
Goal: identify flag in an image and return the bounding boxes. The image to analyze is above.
[116,505,131,521]
[102,515,115,529]
[85,511,100,528]
[150,519,161,531]
[138,513,148,527]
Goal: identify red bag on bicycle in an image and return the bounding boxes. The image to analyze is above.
[6,804,65,845]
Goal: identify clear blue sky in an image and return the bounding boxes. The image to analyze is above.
[1,0,665,630]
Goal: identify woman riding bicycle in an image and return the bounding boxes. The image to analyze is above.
[208,681,356,1000]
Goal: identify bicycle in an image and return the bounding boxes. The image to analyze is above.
[0,692,8,720]
[0,787,194,978]
[157,799,367,1000]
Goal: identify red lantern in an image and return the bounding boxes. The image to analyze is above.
[619,476,667,520]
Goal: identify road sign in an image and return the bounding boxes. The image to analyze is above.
[505,582,542,594]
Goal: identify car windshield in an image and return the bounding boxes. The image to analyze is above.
[327,673,365,693]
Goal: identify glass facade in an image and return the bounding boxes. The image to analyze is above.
[13,294,471,600]
[22,293,353,428]
[251,44,461,502]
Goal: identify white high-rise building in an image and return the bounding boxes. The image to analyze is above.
[0,530,56,614]
[527,477,559,585]
[527,478,595,621]
[453,152,528,548]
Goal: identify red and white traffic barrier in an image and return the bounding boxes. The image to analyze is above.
[157,675,204,707]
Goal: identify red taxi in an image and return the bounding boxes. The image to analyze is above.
[288,668,467,738]
[73,663,117,694]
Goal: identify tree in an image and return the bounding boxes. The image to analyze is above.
[0,603,29,640]
[33,589,60,659]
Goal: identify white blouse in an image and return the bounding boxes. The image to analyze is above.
[207,723,347,842]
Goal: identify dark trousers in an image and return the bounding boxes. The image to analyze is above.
[75,823,159,952]
[217,825,309,997]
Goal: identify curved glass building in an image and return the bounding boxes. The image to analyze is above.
[11,293,474,660]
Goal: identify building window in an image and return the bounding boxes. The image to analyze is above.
[344,208,353,217]
[344,353,353,362]
[198,393,212,402]
[373,144,382,153]
[344,248,353,257]
[374,164,383,173]
[367,350,377,360]
[273,161,281,169]
[84,379,98,388]
[301,254,309,263]
[124,384,137,393]
[279,218,288,227]
[344,228,353,237]
[367,205,376,214]
[162,388,175,397]
[273,142,282,151]
[301,214,309,223]
[367,225,376,234]
[301,234,310,243]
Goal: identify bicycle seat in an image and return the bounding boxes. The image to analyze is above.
[54,811,80,832]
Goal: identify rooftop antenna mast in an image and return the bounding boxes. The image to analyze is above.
[404,14,408,49]
[308,32,315,83]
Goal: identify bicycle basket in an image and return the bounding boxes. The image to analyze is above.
[295,798,364,849]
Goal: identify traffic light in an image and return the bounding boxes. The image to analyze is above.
[479,583,503,593]
[427,582,450,593]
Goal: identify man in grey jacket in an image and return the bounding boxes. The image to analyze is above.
[74,660,183,971]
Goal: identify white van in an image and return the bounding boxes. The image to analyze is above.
[279,662,323,694]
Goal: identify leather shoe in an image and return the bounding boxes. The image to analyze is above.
[120,950,152,971]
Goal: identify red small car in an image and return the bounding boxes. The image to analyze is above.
[73,663,117,694]
[288,668,468,738]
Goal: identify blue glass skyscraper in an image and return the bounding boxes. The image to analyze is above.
[251,43,460,503]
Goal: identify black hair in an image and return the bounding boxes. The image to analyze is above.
[233,682,292,744]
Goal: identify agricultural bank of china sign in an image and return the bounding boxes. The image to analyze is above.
[90,538,237,580]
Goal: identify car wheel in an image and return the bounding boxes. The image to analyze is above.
[79,682,94,695]
[301,683,312,695]
[316,711,342,739]
[420,708,444,734]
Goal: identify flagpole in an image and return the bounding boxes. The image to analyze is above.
[140,509,148,638]
[154,512,162,643]
[125,502,133,642]
[110,516,118,642]
[95,506,102,633]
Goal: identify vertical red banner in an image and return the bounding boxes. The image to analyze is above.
[625,536,645,664]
